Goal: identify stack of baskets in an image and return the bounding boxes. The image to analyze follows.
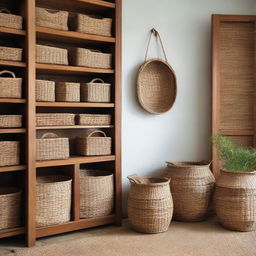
[0,141,20,166]
[0,8,23,30]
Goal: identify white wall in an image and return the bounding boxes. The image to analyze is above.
[122,0,256,212]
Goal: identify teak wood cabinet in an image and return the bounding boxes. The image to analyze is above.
[0,0,122,247]
[212,14,256,177]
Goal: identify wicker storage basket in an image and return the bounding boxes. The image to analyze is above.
[36,113,75,127]
[76,130,111,156]
[0,115,22,128]
[36,80,55,102]
[36,175,72,227]
[0,70,22,99]
[80,169,114,218]
[128,175,173,233]
[0,141,20,166]
[0,9,22,30]
[71,13,112,37]
[36,7,68,31]
[0,46,22,62]
[77,114,111,126]
[56,82,80,102]
[81,78,111,102]
[70,48,112,69]
[0,187,21,230]
[36,133,69,161]
[163,161,215,221]
[36,44,68,65]
[214,169,256,231]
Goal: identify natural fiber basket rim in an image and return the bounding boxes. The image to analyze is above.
[166,161,211,168]
[220,169,256,175]
[0,187,20,196]
[128,176,170,186]
[80,169,113,178]
[36,175,72,184]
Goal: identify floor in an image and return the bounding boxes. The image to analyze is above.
[0,217,255,256]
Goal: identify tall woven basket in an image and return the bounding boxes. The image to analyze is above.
[127,175,173,233]
[214,169,256,231]
[0,9,22,30]
[0,141,20,166]
[36,175,72,227]
[163,161,215,221]
[0,187,21,230]
[80,169,114,218]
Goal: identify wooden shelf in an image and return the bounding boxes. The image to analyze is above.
[36,102,114,108]
[0,60,26,68]
[36,26,115,45]
[0,128,26,134]
[36,155,115,168]
[36,214,115,238]
[36,63,114,75]
[220,130,254,136]
[0,165,26,173]
[0,227,25,239]
[37,125,114,130]
[0,26,26,36]
[0,98,26,104]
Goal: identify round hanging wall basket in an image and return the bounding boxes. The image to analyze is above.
[137,29,177,114]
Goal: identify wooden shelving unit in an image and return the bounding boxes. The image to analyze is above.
[0,0,121,247]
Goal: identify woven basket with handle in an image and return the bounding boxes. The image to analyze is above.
[0,141,20,166]
[0,8,22,30]
[0,115,22,128]
[0,46,22,62]
[36,80,55,102]
[56,82,80,102]
[76,130,111,156]
[77,114,111,126]
[0,70,22,99]
[81,78,111,102]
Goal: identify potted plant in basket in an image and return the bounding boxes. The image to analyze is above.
[212,135,256,231]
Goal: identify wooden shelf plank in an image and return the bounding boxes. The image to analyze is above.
[0,60,26,68]
[0,128,26,134]
[0,227,25,239]
[36,214,115,238]
[36,102,114,108]
[74,0,115,8]
[0,26,26,36]
[36,125,114,130]
[0,165,26,173]
[0,98,26,104]
[36,26,115,44]
[36,155,115,168]
[220,130,254,136]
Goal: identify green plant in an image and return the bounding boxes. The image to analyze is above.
[211,135,256,172]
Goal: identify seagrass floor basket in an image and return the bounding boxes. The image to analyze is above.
[0,9,22,30]
[0,141,20,166]
[36,80,55,102]
[0,46,22,62]
[0,115,22,128]
[77,114,111,126]
[128,175,173,233]
[0,187,21,230]
[36,113,75,126]
[36,175,72,227]
[56,82,80,102]
[80,169,114,218]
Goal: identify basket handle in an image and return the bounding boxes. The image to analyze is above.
[87,130,107,138]
[41,132,58,139]
[127,174,142,184]
[0,70,16,78]
[90,78,105,83]
[0,8,11,14]
[144,28,168,63]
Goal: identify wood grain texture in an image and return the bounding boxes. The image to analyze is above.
[36,102,115,108]
[0,26,26,36]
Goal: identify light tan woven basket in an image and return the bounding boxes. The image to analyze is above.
[0,115,22,128]
[77,114,111,126]
[81,78,111,102]
[36,80,55,102]
[70,48,112,69]
[128,175,173,233]
[36,113,75,127]
[163,161,215,221]
[80,169,114,218]
[71,13,112,37]
[0,46,22,62]
[36,7,68,31]
[0,8,22,30]
[36,44,68,65]
[76,130,111,156]
[56,82,80,102]
[0,187,21,230]
[36,133,70,161]
[0,70,22,99]
[36,175,72,227]
[0,141,20,166]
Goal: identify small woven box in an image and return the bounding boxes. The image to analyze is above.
[0,115,22,128]
[77,114,111,126]
[56,82,80,102]
[0,46,22,62]
[36,113,75,127]
[36,80,55,102]
[0,9,22,30]
[0,141,20,166]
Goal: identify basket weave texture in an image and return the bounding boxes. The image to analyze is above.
[80,169,114,218]
[0,46,22,62]
[81,78,111,102]
[0,70,22,99]
[0,9,22,30]
[36,133,70,161]
[0,187,21,230]
[36,7,68,31]
[163,161,215,221]
[128,175,173,233]
[36,80,55,102]
[70,48,111,69]
[214,169,256,231]
[0,115,22,128]
[0,141,20,166]
[36,175,72,227]
[56,82,80,102]
[36,44,68,65]
[76,130,111,156]
[36,113,75,127]
[77,114,111,126]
